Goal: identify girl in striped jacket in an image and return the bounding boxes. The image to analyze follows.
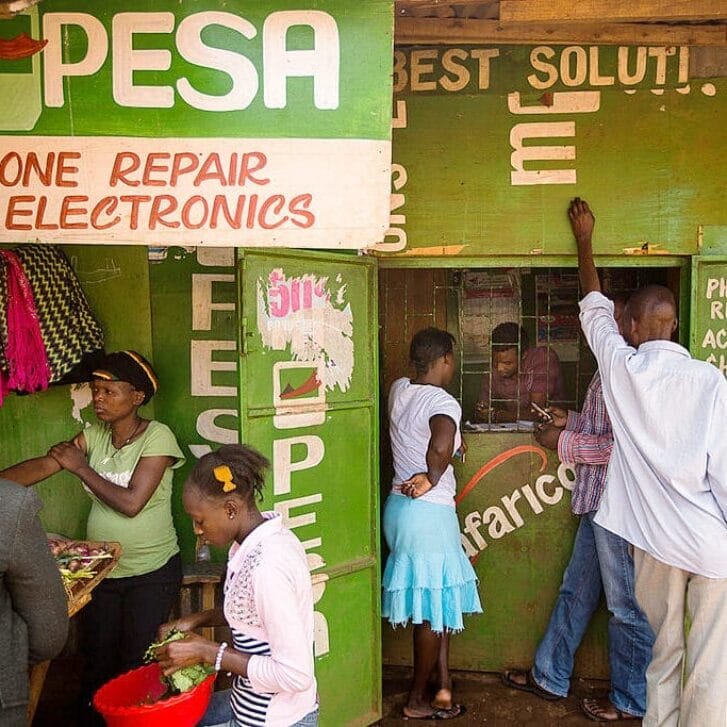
[156,444,318,727]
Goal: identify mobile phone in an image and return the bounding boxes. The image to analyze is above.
[531,402,553,423]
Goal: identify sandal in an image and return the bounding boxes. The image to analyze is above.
[431,688,452,710]
[581,697,641,722]
[403,704,467,720]
[501,669,562,701]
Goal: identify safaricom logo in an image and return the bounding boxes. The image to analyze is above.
[0,9,340,130]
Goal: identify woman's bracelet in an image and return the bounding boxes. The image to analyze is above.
[214,642,228,672]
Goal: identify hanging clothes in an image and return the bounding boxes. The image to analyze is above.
[0,245,105,401]
[15,245,105,383]
[0,249,51,404]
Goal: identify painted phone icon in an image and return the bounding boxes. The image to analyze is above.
[0,7,45,131]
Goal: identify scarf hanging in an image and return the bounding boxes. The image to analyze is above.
[0,250,51,405]
[1,245,105,386]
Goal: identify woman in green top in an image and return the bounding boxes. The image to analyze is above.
[1,350,185,726]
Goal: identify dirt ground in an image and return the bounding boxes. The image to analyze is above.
[34,657,625,726]
[379,666,622,726]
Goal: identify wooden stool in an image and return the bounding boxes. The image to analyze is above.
[180,563,226,641]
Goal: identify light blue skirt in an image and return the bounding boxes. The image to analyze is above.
[382,494,483,633]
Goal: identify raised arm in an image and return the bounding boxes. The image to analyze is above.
[569,197,601,295]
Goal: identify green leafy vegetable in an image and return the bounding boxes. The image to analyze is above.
[144,629,214,695]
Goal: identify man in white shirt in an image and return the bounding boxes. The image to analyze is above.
[570,197,727,727]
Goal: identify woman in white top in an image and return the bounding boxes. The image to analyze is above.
[156,444,318,727]
[383,327,482,720]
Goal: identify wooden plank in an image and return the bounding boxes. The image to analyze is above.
[27,661,51,724]
[395,17,727,45]
[500,0,727,23]
[397,0,471,5]
[200,582,217,641]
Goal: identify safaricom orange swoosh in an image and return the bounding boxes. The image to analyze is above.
[0,33,48,61]
[279,370,320,400]
[454,445,548,506]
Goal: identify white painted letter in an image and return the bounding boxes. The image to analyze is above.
[464,511,487,549]
[510,122,576,186]
[528,46,558,90]
[43,14,108,108]
[195,409,238,443]
[274,493,323,530]
[192,274,236,331]
[470,48,500,90]
[535,474,563,505]
[190,340,237,396]
[273,435,325,495]
[557,463,576,492]
[177,12,259,111]
[113,13,174,108]
[263,11,339,109]
[617,47,647,86]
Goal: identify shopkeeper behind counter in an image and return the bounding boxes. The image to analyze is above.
[475,322,562,423]
[0,350,184,727]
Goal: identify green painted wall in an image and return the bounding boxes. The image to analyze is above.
[148,246,239,563]
[378,45,726,258]
[0,245,153,536]
[691,252,727,379]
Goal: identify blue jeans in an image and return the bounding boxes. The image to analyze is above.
[199,689,319,727]
[531,512,654,717]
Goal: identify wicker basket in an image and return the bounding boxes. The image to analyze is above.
[52,539,123,616]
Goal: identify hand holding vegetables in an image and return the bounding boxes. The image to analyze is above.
[145,630,215,694]
[156,614,204,642]
[154,631,216,676]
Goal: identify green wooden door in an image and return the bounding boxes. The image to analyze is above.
[238,249,380,726]
[690,255,727,377]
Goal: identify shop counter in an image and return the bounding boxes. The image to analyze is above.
[382,430,610,677]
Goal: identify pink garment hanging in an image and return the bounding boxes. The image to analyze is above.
[0,250,51,405]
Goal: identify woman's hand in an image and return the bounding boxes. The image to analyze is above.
[155,632,217,677]
[48,441,88,474]
[401,473,434,499]
[157,615,201,641]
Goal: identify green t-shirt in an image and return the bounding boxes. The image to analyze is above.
[83,420,184,579]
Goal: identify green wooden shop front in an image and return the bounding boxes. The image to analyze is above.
[376,43,726,677]
[1,1,392,725]
[2,5,727,724]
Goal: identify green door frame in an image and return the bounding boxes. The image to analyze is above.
[237,248,381,727]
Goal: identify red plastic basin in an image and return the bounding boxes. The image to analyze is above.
[93,662,215,727]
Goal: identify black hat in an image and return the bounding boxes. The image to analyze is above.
[92,350,158,405]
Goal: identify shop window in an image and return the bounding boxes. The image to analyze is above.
[379,265,679,434]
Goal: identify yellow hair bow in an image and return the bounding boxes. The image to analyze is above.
[214,465,237,492]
